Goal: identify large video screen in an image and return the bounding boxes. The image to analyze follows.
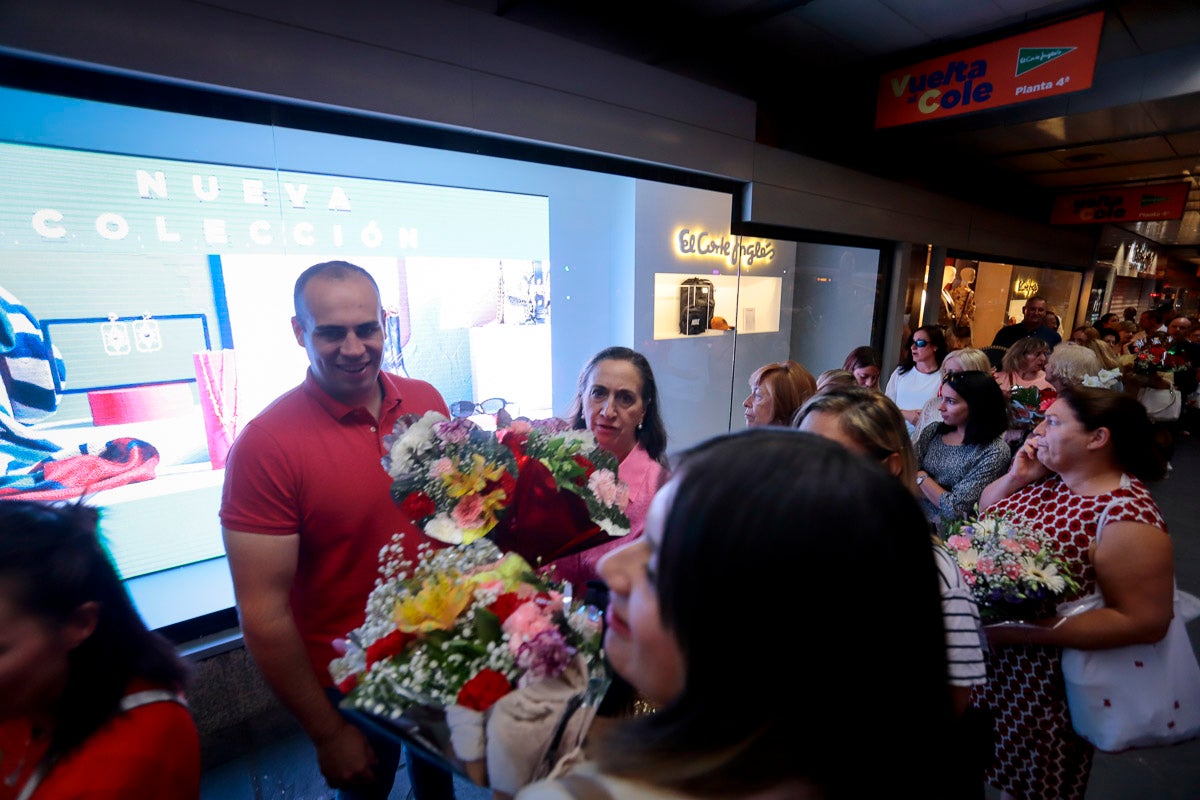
[0,129,554,626]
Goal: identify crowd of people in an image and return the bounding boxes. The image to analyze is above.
[2,260,1195,800]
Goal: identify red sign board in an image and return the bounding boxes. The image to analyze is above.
[1050,182,1191,225]
[876,12,1104,128]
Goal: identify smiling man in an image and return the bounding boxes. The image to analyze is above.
[220,261,454,800]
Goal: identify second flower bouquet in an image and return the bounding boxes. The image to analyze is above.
[330,538,610,795]
[942,512,1080,623]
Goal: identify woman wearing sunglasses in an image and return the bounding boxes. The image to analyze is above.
[885,325,947,432]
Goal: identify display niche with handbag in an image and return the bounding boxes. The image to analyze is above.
[678,277,715,335]
[1058,499,1200,753]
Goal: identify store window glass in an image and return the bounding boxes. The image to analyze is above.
[1,84,834,635]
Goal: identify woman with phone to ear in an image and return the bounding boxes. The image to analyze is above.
[973,387,1174,800]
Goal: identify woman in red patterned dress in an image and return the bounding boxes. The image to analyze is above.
[972,387,1174,799]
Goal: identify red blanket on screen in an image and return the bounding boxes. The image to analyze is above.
[0,437,159,500]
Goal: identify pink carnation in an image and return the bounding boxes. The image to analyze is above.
[452,493,485,529]
[946,535,973,551]
[1000,538,1024,554]
[977,557,996,576]
[1003,562,1024,580]
[430,457,455,478]
[502,601,555,656]
[587,469,620,506]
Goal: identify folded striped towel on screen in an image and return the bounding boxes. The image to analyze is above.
[0,284,67,423]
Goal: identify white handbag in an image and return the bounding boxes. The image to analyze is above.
[1057,494,1200,752]
[1137,386,1182,422]
[1059,588,1200,752]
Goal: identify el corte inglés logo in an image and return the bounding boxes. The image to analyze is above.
[1015,47,1075,76]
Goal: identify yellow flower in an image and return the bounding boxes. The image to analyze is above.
[469,552,534,592]
[444,454,507,498]
[393,572,473,633]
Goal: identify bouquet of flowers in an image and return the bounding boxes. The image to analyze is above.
[384,413,519,547]
[1008,385,1057,431]
[1129,335,1192,376]
[331,537,610,794]
[383,412,631,565]
[942,512,1080,622]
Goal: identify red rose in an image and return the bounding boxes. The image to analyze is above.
[400,491,436,521]
[488,591,524,623]
[365,629,415,667]
[457,668,512,712]
[572,454,595,486]
[499,431,529,458]
[496,471,517,497]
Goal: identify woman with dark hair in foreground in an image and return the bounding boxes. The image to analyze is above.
[518,428,956,799]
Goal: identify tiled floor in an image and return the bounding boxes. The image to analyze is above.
[200,723,493,800]
[202,431,1200,800]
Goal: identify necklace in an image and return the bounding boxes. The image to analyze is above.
[198,351,238,435]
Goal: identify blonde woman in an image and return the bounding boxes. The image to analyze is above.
[1046,343,1101,393]
[995,337,1053,397]
[793,386,990,797]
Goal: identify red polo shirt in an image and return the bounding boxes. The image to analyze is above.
[220,370,449,685]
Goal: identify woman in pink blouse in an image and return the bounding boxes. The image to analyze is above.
[546,347,670,591]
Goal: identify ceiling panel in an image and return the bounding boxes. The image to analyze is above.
[473,0,1200,257]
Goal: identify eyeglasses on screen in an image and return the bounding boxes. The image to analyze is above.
[449,397,509,418]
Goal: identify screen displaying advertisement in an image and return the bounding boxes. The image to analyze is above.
[0,139,552,603]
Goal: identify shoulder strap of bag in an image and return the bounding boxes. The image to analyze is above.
[119,689,187,712]
[557,773,616,800]
[16,690,187,800]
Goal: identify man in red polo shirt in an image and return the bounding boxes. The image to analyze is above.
[220,261,454,800]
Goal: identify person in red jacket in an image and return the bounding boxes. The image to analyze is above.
[0,500,199,800]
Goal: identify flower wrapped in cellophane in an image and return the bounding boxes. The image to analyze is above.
[383,412,630,565]
[1007,385,1057,434]
[330,538,610,794]
[942,512,1080,623]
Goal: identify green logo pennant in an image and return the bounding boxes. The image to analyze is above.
[1015,47,1076,76]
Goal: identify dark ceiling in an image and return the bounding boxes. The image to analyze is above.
[457,0,1200,268]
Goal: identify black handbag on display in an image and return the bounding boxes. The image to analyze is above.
[678,277,715,335]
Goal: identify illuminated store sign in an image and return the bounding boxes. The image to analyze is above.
[674,227,775,268]
[1049,182,1190,225]
[1014,277,1040,298]
[875,12,1103,128]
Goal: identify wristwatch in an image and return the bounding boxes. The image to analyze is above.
[916,473,927,486]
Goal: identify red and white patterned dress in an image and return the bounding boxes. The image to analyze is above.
[972,474,1166,800]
